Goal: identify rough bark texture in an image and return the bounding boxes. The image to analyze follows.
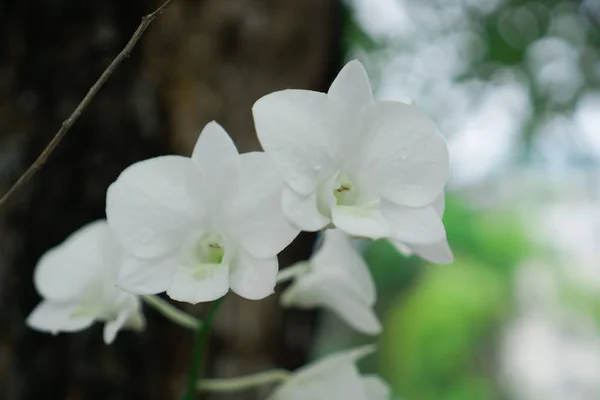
[0,0,341,398]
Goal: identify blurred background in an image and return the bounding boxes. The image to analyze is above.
[0,0,599,399]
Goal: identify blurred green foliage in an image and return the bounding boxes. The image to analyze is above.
[441,197,533,274]
[380,260,508,400]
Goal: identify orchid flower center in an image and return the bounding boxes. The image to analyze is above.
[316,171,363,217]
[333,173,354,206]
[331,171,363,208]
[197,232,225,264]
[315,170,382,222]
[190,232,226,280]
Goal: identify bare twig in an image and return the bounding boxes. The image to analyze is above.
[0,0,175,210]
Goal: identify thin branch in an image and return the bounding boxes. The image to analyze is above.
[0,0,176,211]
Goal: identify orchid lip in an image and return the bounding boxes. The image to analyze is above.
[183,231,228,281]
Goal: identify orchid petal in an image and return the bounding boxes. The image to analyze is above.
[281,230,381,335]
[284,274,381,335]
[34,220,118,302]
[362,375,392,400]
[410,239,454,264]
[432,191,445,216]
[312,229,375,305]
[117,253,177,295]
[328,59,374,112]
[191,121,239,173]
[103,307,131,344]
[27,301,95,334]
[320,282,382,335]
[229,152,299,258]
[282,187,330,232]
[381,200,446,244]
[167,262,229,304]
[229,251,278,300]
[331,205,390,239]
[268,346,379,400]
[269,345,377,400]
[253,89,343,194]
[298,345,376,377]
[106,156,203,258]
[392,240,413,256]
[356,101,449,207]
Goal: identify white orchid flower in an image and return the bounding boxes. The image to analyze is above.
[252,59,450,251]
[281,229,381,335]
[391,193,454,264]
[106,121,299,304]
[268,345,390,400]
[27,220,145,344]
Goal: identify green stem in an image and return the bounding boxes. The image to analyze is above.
[142,295,201,330]
[196,369,291,392]
[182,297,224,400]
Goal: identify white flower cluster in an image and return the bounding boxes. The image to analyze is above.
[27,60,451,398]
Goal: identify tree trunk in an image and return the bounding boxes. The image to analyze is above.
[0,0,341,398]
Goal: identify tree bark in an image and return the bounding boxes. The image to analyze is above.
[0,0,341,398]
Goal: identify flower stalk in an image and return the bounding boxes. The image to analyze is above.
[182,297,224,400]
[142,295,201,330]
[196,369,291,392]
